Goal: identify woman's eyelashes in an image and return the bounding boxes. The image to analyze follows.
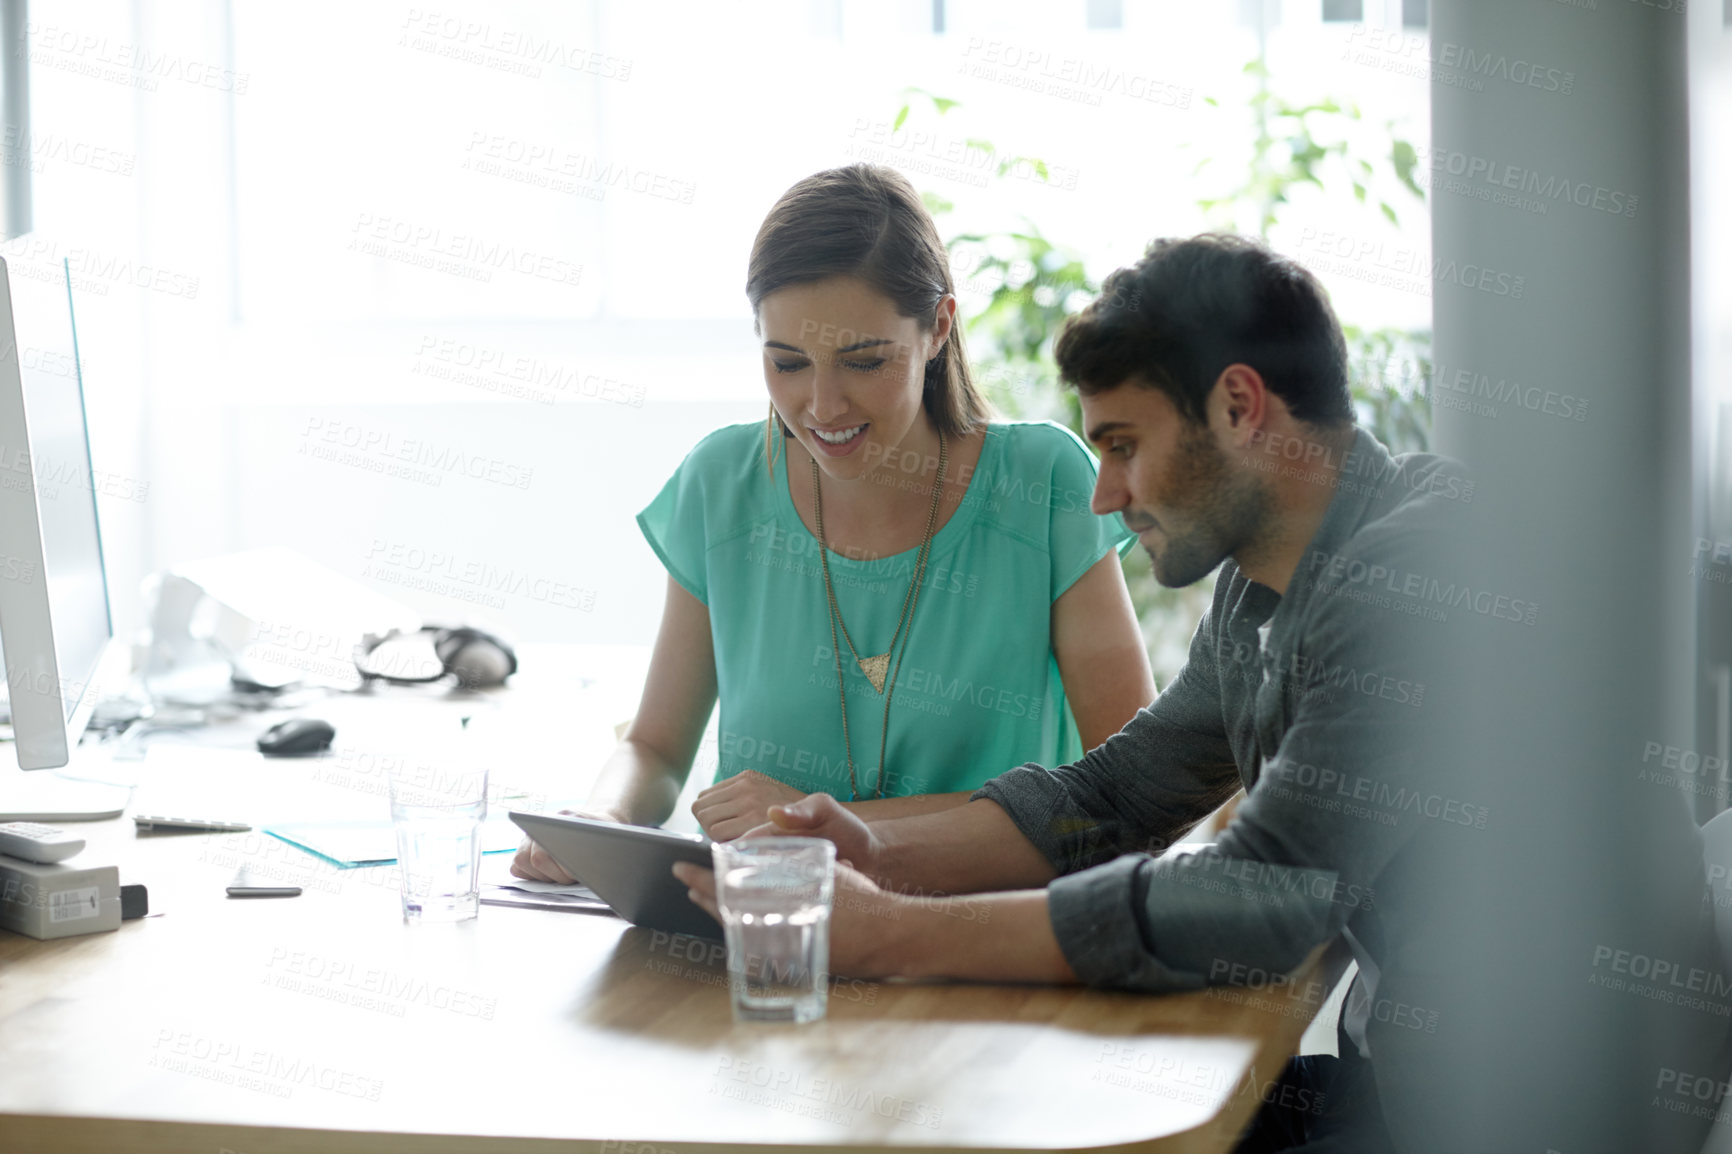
[769,357,889,375]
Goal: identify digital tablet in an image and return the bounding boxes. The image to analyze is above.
[507,811,721,939]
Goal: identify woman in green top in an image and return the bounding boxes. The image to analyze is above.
[514,164,1153,880]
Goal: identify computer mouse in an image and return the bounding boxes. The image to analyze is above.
[257,717,335,756]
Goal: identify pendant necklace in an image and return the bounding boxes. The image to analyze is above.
[812,430,948,801]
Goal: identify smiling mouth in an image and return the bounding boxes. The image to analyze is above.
[810,424,866,446]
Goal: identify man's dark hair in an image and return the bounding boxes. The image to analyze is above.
[1054,234,1353,427]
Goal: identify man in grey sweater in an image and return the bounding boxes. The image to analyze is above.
[676,235,1726,1153]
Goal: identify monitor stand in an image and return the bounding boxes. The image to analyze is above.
[0,750,136,822]
[0,777,130,822]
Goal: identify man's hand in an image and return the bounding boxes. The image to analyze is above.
[672,858,909,979]
[509,807,620,883]
[741,793,887,880]
[691,770,807,842]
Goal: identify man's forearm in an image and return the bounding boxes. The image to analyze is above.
[866,890,1076,984]
[843,791,972,822]
[868,798,1058,895]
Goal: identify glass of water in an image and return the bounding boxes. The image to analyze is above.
[711,838,836,1024]
[388,763,488,923]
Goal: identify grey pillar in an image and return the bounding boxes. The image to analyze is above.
[1408,2,1722,1151]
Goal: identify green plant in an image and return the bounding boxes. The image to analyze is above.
[1195,62,1424,238]
[1343,323,1431,455]
[947,226,1091,426]
[1192,60,1432,453]
[884,93,1094,428]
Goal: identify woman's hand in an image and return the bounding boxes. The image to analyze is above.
[672,856,908,979]
[740,793,887,882]
[509,807,621,883]
[692,770,808,841]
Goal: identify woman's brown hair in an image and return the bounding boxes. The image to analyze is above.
[746,164,988,471]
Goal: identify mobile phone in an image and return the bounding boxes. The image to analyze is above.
[226,865,301,898]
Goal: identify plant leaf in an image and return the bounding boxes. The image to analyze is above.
[921,191,955,216]
[1391,140,1423,198]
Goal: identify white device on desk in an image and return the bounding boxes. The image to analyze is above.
[0,855,120,939]
[0,820,86,863]
[0,252,132,821]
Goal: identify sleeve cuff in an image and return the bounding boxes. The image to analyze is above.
[1047,856,1208,993]
[1048,855,1151,987]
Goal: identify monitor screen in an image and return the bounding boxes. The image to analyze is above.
[2,255,111,726]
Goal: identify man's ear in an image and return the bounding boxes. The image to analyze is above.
[1210,363,1270,447]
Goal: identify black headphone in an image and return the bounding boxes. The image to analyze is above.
[355,626,518,688]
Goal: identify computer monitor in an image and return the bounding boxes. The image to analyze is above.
[0,251,129,819]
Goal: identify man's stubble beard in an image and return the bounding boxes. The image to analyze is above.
[1147,423,1273,589]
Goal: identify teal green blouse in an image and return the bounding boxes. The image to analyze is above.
[636,420,1134,800]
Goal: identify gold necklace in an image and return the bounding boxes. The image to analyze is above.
[813,430,948,802]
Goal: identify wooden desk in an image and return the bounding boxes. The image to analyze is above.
[0,654,1347,1153]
